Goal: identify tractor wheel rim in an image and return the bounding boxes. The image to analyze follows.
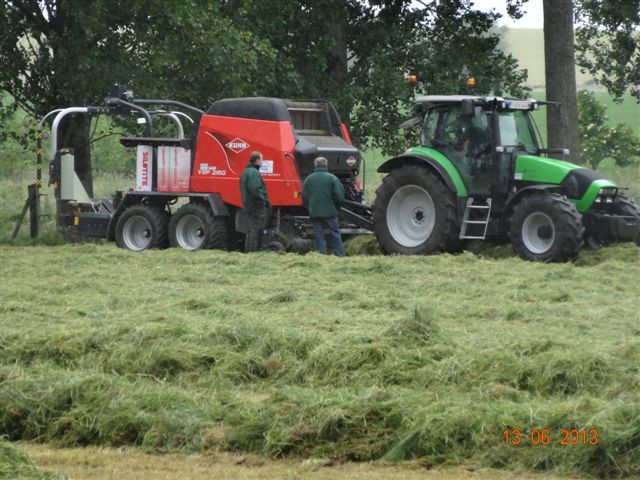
[522,212,555,254]
[176,214,206,250]
[123,216,153,251]
[386,185,436,247]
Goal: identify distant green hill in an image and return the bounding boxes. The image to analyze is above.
[501,28,600,92]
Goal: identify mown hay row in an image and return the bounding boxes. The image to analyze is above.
[1,366,639,478]
[1,244,639,478]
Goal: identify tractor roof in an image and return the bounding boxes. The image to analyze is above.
[415,95,500,108]
[414,95,539,112]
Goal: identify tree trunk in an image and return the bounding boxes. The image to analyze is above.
[59,114,93,197]
[326,4,350,122]
[543,0,581,163]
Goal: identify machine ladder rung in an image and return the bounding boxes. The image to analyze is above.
[459,197,492,240]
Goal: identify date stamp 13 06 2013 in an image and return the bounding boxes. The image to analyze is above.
[503,428,600,446]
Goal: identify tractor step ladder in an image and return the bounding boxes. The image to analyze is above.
[459,197,492,240]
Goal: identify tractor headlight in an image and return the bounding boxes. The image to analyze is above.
[596,187,617,205]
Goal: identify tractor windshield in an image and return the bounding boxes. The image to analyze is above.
[497,110,539,153]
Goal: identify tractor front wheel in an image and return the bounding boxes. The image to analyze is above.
[115,205,169,251]
[612,194,640,218]
[169,203,229,250]
[373,165,458,255]
[586,194,640,247]
[510,193,584,262]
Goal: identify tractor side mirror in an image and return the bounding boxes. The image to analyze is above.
[461,99,475,117]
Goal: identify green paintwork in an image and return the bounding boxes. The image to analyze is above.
[574,179,618,212]
[396,149,618,211]
[514,155,618,211]
[514,155,578,184]
[408,146,468,197]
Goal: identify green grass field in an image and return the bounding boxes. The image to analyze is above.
[1,241,639,478]
[2,142,638,480]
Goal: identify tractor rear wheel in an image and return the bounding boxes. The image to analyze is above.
[510,193,584,262]
[115,205,169,251]
[373,165,458,254]
[169,203,229,250]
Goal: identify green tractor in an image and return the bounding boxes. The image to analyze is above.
[373,95,640,261]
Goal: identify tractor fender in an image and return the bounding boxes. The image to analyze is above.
[377,153,466,196]
[506,184,563,210]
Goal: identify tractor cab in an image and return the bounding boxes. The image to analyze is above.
[416,95,541,198]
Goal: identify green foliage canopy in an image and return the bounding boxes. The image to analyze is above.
[0,1,280,116]
[577,90,640,169]
[1,0,530,157]
[575,0,640,102]
[224,0,530,153]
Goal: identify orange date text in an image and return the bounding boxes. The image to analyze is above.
[502,428,599,446]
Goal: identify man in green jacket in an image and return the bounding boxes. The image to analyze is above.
[302,156,345,256]
[239,151,270,252]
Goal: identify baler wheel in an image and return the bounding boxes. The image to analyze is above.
[373,165,457,255]
[510,193,584,262]
[288,237,315,254]
[169,203,228,250]
[115,205,169,251]
[265,241,286,253]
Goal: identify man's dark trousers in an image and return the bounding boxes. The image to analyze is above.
[311,217,344,257]
[245,206,267,252]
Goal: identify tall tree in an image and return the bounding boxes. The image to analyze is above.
[0,0,280,193]
[543,0,581,163]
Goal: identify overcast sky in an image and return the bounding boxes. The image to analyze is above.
[470,0,543,28]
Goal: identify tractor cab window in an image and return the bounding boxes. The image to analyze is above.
[435,106,492,195]
[420,110,439,147]
[498,111,538,153]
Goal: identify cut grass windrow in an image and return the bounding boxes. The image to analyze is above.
[1,244,639,478]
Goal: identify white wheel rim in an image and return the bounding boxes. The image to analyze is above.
[386,185,436,247]
[522,212,555,254]
[175,214,206,250]
[122,216,152,251]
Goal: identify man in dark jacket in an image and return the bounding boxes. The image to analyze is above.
[239,151,270,252]
[302,156,345,256]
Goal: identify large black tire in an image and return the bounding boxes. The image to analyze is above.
[373,165,458,255]
[265,241,286,253]
[287,237,315,254]
[169,202,229,250]
[587,194,640,247]
[509,193,585,262]
[115,205,169,251]
[612,194,640,218]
